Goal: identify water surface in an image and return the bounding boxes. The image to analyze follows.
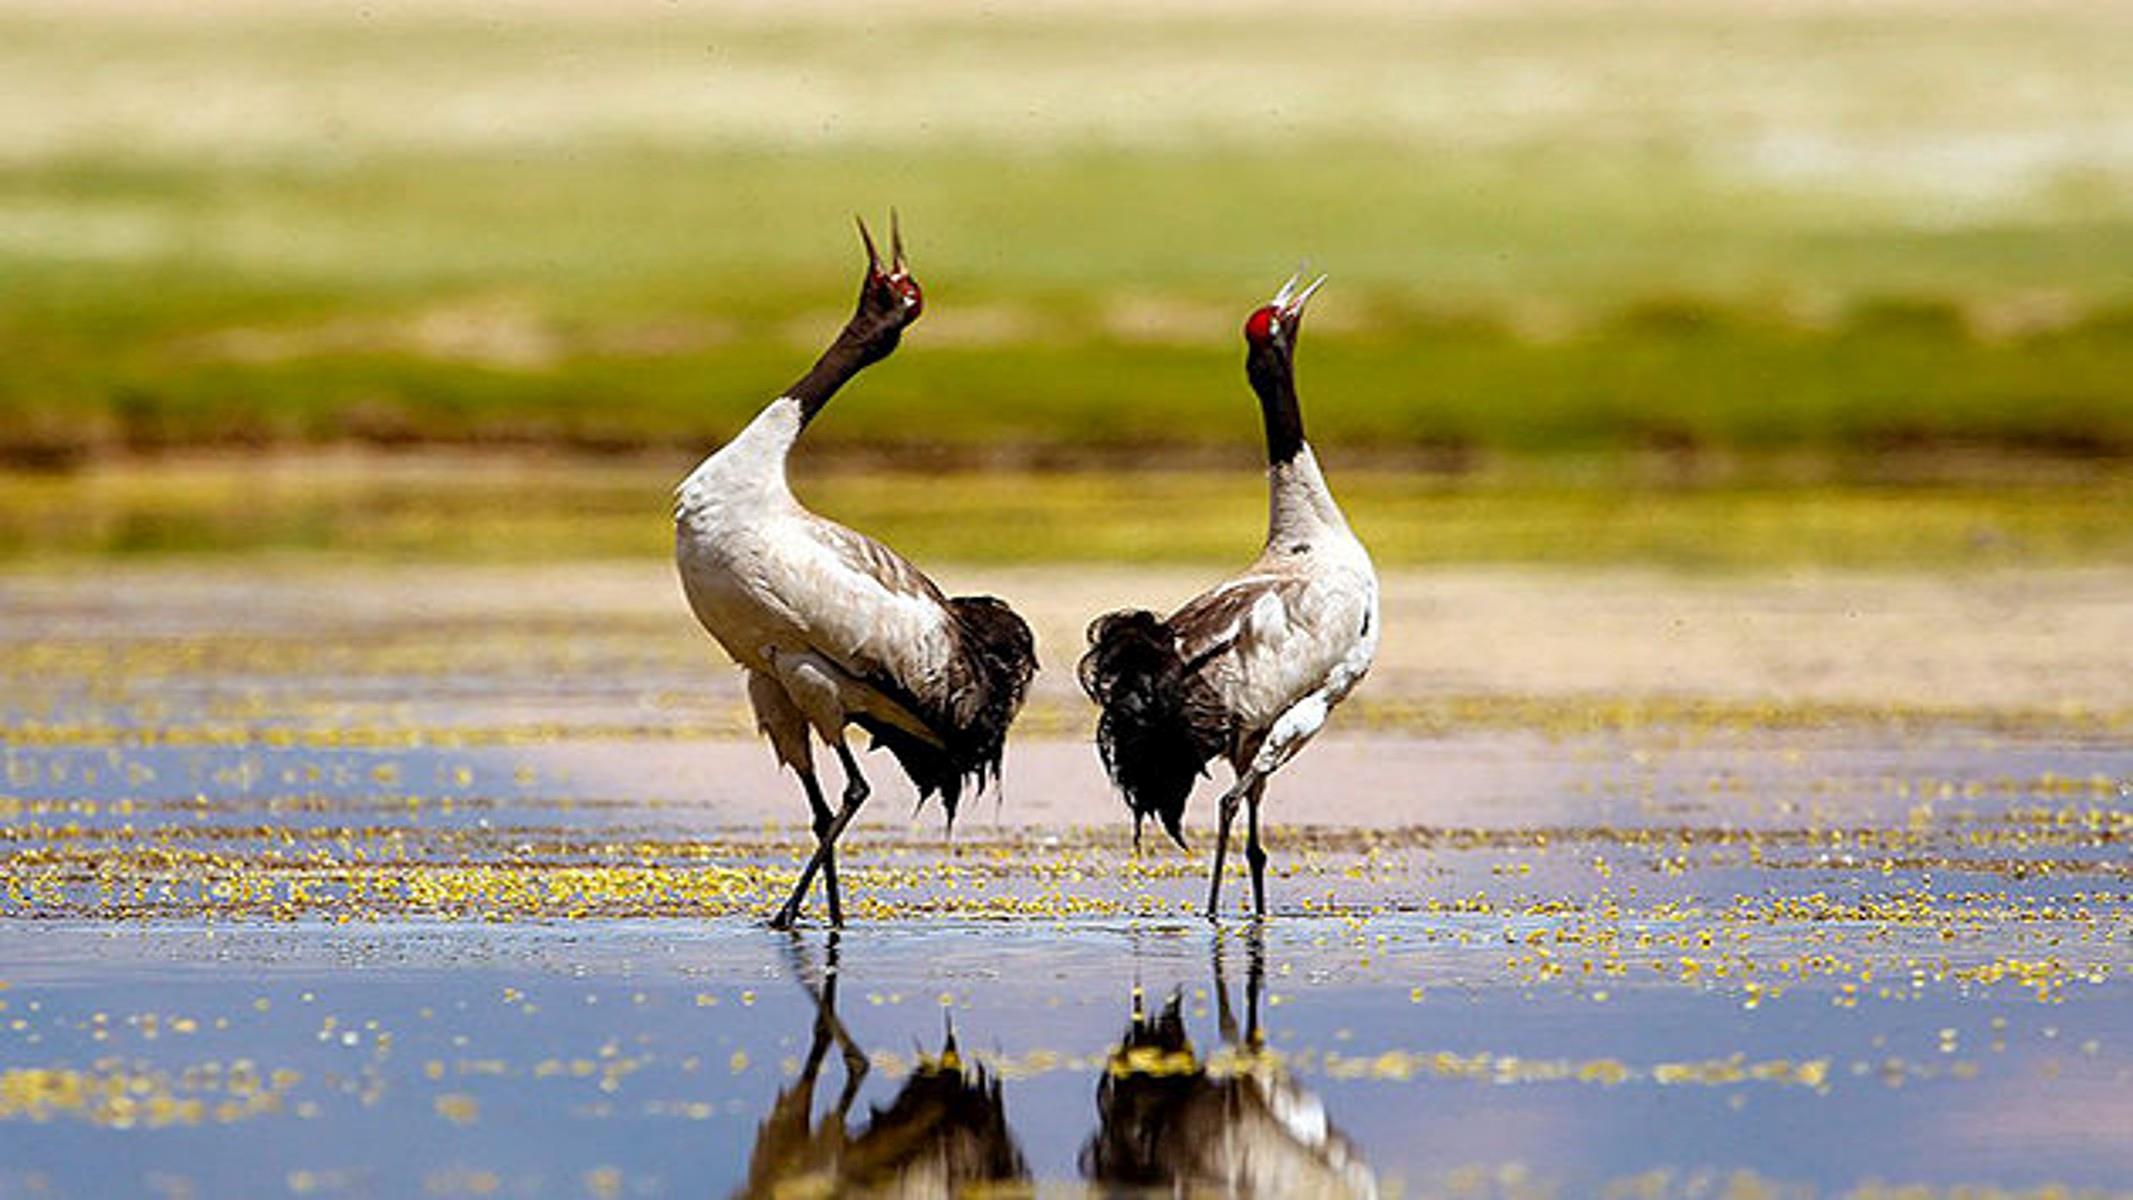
[2,565,2128,1197]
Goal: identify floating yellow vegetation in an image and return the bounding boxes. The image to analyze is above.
[858,1044,1840,1092]
[1105,1046,1202,1078]
[1315,1049,1831,1089]
[0,1060,299,1128]
[431,1092,481,1126]
[2,827,2129,953]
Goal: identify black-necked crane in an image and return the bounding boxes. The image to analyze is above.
[1079,274,1378,920]
[675,215,1037,928]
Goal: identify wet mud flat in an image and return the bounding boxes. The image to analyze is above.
[1,564,2130,1196]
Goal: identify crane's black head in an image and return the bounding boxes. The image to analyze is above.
[1244,272,1325,464]
[785,213,924,419]
[1243,270,1324,360]
[845,211,924,366]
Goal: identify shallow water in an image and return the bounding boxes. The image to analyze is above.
[4,905,2130,1198]
[1,566,2129,1197]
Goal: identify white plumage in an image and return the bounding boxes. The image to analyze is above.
[677,399,959,749]
[1171,446,1378,765]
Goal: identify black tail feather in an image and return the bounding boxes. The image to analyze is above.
[1078,610,1228,847]
[855,595,1036,827]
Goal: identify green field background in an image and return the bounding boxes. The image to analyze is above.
[3,1,2130,562]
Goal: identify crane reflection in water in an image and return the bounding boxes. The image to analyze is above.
[735,931,1374,1197]
[735,934,1029,1198]
[1083,929,1380,1199]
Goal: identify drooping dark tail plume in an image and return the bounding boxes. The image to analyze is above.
[855,595,1036,827]
[1078,610,1229,848]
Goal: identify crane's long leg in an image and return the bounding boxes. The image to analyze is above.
[800,769,842,927]
[773,732,871,928]
[1213,698,1326,921]
[1243,776,1271,918]
[751,670,845,928]
[1206,780,1247,920]
[764,651,879,928]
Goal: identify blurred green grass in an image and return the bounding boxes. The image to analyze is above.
[5,455,2130,569]
[3,1,2131,468]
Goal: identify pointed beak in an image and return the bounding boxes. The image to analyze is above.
[855,214,883,275]
[889,207,908,276]
[1274,271,1327,321]
[1287,272,1328,316]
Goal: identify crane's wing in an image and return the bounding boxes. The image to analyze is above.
[810,518,1030,732]
[742,515,961,733]
[752,513,1035,815]
[1167,572,1367,733]
[783,513,1031,719]
[1167,573,1307,668]
[809,517,949,610]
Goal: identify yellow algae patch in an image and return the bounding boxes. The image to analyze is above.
[432,1093,481,1125]
[423,1168,503,1196]
[0,1062,298,1128]
[743,1041,1854,1093]
[1311,1050,1832,1090]
[1108,1046,1202,1078]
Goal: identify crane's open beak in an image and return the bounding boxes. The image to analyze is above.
[856,211,911,281]
[1271,271,1328,321]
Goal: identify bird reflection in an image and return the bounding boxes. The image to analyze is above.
[736,933,1030,1199]
[1082,930,1379,1198]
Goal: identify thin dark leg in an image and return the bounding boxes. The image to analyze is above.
[1245,779,1269,919]
[798,769,843,928]
[773,739,871,929]
[1205,784,1244,920]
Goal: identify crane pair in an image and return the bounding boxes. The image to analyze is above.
[674,215,1379,927]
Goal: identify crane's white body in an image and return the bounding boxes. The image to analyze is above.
[675,395,954,749]
[1171,444,1378,779]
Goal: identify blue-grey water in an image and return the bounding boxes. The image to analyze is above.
[2,567,2129,1198]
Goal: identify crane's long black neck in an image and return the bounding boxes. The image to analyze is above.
[786,326,899,427]
[1246,340,1305,465]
